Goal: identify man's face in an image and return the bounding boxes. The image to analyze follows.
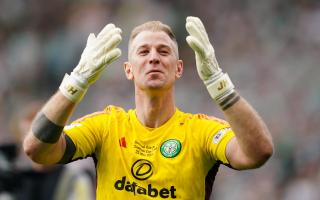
[125,31,183,91]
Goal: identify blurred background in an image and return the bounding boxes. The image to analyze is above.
[0,0,320,199]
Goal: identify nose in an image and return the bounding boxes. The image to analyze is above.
[149,49,160,64]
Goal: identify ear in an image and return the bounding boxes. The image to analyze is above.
[175,60,183,79]
[124,62,134,80]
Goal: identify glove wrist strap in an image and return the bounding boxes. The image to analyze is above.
[59,73,88,103]
[205,73,239,110]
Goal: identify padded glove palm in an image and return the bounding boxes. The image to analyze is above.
[60,23,122,103]
[186,16,237,109]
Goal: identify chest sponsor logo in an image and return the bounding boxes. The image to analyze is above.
[114,176,177,198]
[160,139,181,158]
[131,159,153,180]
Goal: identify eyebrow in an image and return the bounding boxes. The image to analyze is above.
[136,44,172,51]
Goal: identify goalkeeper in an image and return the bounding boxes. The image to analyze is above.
[23,17,273,199]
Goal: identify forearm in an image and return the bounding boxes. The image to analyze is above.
[42,91,76,125]
[186,16,273,169]
[23,91,76,164]
[223,96,273,167]
[23,23,122,164]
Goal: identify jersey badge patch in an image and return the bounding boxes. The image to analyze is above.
[213,128,231,144]
[160,139,181,158]
[64,123,81,130]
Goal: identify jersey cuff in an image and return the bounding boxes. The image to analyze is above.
[215,131,235,164]
[58,134,76,164]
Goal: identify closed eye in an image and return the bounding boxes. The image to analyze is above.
[138,50,149,56]
[158,46,171,56]
[159,50,169,56]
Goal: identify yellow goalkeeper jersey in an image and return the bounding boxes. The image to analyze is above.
[64,105,235,200]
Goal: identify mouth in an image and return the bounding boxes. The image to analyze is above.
[146,70,163,75]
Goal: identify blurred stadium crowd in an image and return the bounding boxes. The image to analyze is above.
[0,0,319,199]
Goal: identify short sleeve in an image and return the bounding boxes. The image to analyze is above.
[64,111,110,160]
[207,127,235,164]
[194,115,235,165]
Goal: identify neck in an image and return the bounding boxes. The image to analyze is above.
[135,88,176,128]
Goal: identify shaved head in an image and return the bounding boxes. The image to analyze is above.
[128,21,179,59]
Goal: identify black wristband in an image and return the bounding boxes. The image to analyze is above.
[32,112,64,143]
[219,91,240,111]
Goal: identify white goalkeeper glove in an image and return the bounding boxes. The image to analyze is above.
[59,23,122,103]
[186,16,239,110]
